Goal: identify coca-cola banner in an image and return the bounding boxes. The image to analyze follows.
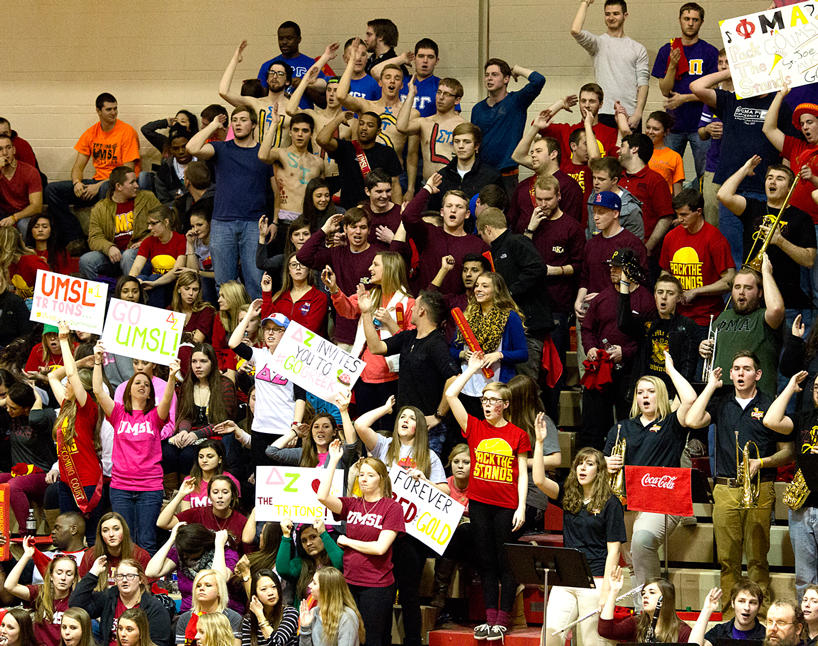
[624,466,693,517]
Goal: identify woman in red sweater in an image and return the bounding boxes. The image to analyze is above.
[261,253,328,336]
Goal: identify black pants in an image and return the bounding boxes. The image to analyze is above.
[350,582,395,646]
[162,439,199,477]
[354,379,399,431]
[392,535,429,646]
[577,371,631,451]
[469,499,519,613]
[251,431,278,467]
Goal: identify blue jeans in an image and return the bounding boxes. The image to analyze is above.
[109,488,164,555]
[719,189,767,271]
[58,481,103,546]
[789,506,818,602]
[79,248,140,281]
[210,219,264,300]
[666,131,711,188]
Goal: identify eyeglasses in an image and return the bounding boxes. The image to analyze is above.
[288,262,304,269]
[479,397,507,405]
[268,70,287,78]
[765,620,794,629]
[436,90,460,99]
[115,573,139,581]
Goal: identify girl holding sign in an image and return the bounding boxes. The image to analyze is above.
[326,251,414,430]
[445,354,530,641]
[93,341,180,554]
[531,421,625,646]
[317,441,404,646]
[49,321,103,546]
[351,393,448,646]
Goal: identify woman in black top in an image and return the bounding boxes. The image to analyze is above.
[532,415,626,646]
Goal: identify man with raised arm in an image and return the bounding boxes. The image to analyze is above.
[257,21,334,108]
[340,38,381,101]
[373,38,448,118]
[511,111,586,228]
[717,155,816,315]
[471,58,545,195]
[539,83,621,158]
[651,2,719,187]
[571,0,649,131]
[258,107,324,230]
[316,110,402,209]
[186,107,274,300]
[220,40,291,145]
[364,18,407,76]
[396,75,465,181]
[44,92,141,244]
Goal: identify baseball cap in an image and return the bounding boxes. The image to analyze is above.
[608,248,634,267]
[43,324,59,335]
[588,191,622,211]
[261,313,291,329]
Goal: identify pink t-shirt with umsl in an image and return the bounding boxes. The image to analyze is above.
[108,402,164,492]
[182,472,242,508]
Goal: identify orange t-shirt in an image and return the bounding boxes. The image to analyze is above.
[74,120,141,179]
[648,146,685,195]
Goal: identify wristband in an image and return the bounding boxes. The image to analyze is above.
[11,215,17,224]
[270,222,279,227]
[525,228,535,235]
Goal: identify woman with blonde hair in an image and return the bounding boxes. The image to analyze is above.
[48,321,103,545]
[603,353,695,590]
[5,538,77,646]
[212,280,249,375]
[196,612,238,646]
[446,355,531,640]
[327,251,413,428]
[58,608,95,646]
[300,567,365,646]
[177,569,243,646]
[450,272,527,418]
[317,442,404,646]
[70,556,171,646]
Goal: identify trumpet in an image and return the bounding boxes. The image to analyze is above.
[701,315,718,382]
[743,177,798,272]
[610,424,626,504]
[784,468,810,511]
[736,434,761,509]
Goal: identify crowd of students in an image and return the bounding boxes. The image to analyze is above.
[5,2,818,646]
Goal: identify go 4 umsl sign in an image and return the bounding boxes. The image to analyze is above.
[100,299,183,366]
[389,465,465,555]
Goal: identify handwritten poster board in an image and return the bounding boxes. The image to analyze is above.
[30,270,108,334]
[100,299,183,366]
[255,466,344,524]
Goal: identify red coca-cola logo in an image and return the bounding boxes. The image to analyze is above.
[641,473,678,489]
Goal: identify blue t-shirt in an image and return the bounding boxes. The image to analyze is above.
[210,141,274,222]
[698,105,722,174]
[257,53,331,109]
[651,39,720,132]
[470,71,545,171]
[348,74,381,101]
[400,75,440,118]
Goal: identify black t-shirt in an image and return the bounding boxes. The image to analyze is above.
[382,329,460,416]
[706,391,790,478]
[556,483,627,577]
[604,411,687,469]
[704,618,766,644]
[738,199,816,302]
[329,140,403,209]
[10,408,57,472]
[793,408,818,508]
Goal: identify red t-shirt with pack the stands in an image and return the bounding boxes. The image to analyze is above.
[137,232,186,274]
[463,415,532,510]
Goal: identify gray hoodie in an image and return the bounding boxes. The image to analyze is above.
[586,187,644,241]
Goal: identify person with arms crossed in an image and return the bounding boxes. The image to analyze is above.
[571,0,649,131]
[0,134,42,233]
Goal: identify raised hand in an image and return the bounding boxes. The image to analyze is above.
[790,370,809,393]
[91,555,108,576]
[280,518,294,538]
[744,154,762,176]
[321,265,338,292]
[534,412,549,442]
[425,173,443,194]
[300,599,316,628]
[335,387,351,412]
[328,439,343,460]
[57,321,71,341]
[793,313,805,338]
[235,40,248,63]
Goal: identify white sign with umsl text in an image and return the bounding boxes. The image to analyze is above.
[389,465,465,555]
[30,270,108,334]
[270,321,365,401]
[255,466,344,524]
[721,2,818,98]
[100,299,183,366]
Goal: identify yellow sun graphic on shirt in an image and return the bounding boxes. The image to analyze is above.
[475,438,513,456]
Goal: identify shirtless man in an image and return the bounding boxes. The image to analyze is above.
[259,107,324,225]
[337,38,419,193]
[220,40,291,146]
[285,43,350,176]
[396,75,464,180]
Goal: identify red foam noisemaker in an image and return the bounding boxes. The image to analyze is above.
[395,302,404,328]
[452,307,494,380]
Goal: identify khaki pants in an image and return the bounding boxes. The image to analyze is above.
[712,481,775,618]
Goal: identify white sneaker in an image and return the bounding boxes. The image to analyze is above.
[473,624,491,640]
[487,626,507,642]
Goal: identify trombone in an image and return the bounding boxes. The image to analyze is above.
[742,175,798,272]
[701,315,718,382]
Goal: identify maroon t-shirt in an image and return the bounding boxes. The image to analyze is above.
[27,585,69,646]
[364,203,403,245]
[580,227,648,295]
[659,222,735,325]
[0,161,41,214]
[401,188,490,295]
[176,506,247,544]
[529,214,586,312]
[11,135,39,169]
[109,597,137,646]
[113,199,135,251]
[335,496,405,587]
[296,230,380,344]
[560,159,593,207]
[619,166,674,242]
[508,171,583,230]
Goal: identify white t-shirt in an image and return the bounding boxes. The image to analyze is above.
[371,433,446,483]
[251,346,300,435]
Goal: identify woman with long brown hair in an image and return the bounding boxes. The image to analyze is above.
[276,516,343,606]
[78,512,152,591]
[5,538,77,646]
[116,608,159,646]
[170,272,215,345]
[58,608,95,646]
[0,606,38,646]
[299,567,365,646]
